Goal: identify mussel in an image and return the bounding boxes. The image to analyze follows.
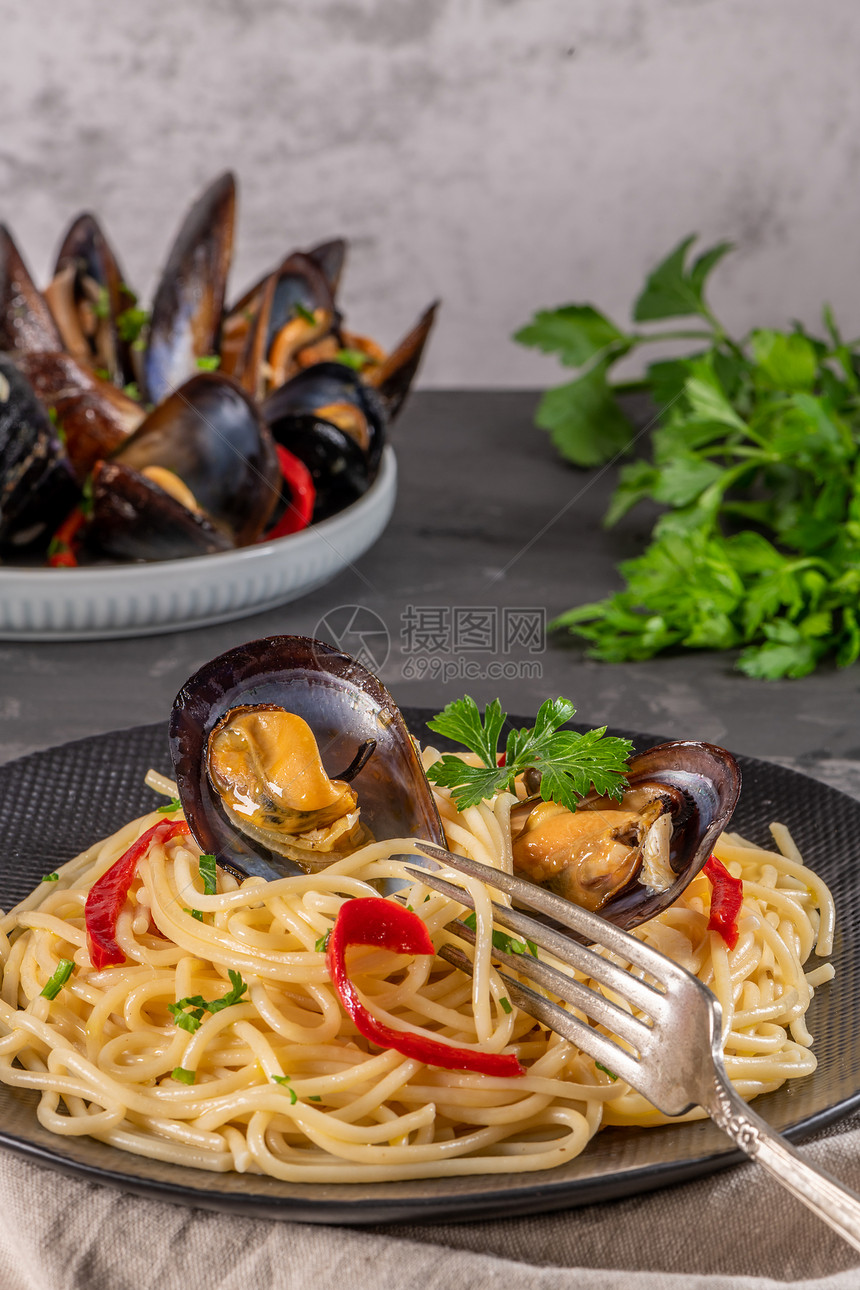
[508,741,740,930]
[169,635,445,880]
[85,372,281,560]
[143,172,236,406]
[45,212,137,388]
[262,361,386,476]
[0,225,63,355]
[14,351,144,481]
[0,353,78,550]
[227,252,336,401]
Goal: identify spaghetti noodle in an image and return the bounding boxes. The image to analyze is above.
[0,753,835,1181]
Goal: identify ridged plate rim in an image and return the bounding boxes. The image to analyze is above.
[0,448,396,640]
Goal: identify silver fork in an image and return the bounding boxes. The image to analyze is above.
[409,841,860,1253]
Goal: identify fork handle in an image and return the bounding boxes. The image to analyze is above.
[706,1071,860,1253]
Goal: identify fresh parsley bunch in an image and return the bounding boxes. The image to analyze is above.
[516,236,860,678]
[425,696,633,811]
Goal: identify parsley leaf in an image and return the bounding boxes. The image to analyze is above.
[196,354,221,371]
[116,305,149,344]
[40,959,74,1000]
[514,304,630,368]
[167,970,248,1033]
[534,360,634,467]
[335,347,369,371]
[426,696,632,811]
[199,854,217,896]
[157,798,182,814]
[633,235,732,322]
[294,301,316,325]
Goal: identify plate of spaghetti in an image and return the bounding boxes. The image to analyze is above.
[0,710,857,1224]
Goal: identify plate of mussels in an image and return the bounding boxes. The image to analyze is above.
[0,172,434,639]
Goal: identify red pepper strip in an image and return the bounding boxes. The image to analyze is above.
[703,854,744,949]
[327,897,525,1077]
[46,506,88,568]
[85,820,190,969]
[265,445,316,538]
[497,753,506,767]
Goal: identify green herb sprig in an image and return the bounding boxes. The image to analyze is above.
[167,969,248,1034]
[40,959,75,1000]
[516,236,860,678]
[425,697,632,811]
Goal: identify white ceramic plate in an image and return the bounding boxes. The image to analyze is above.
[0,448,396,640]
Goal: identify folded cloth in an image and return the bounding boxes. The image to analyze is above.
[1,757,858,1290]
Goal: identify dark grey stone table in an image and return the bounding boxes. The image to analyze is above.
[2,390,860,772]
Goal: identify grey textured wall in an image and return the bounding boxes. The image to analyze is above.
[1,0,859,387]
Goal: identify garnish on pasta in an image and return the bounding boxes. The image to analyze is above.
[425,695,633,810]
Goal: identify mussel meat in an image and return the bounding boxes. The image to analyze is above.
[509,741,740,929]
[169,635,445,880]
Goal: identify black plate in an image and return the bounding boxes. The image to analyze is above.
[0,714,858,1224]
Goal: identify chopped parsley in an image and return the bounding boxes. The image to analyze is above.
[499,997,513,1015]
[92,286,110,320]
[41,872,59,883]
[167,969,248,1033]
[595,1061,618,1081]
[40,959,75,1000]
[293,301,317,326]
[196,354,221,371]
[335,347,368,371]
[314,931,331,953]
[461,911,538,959]
[157,798,182,814]
[199,854,217,896]
[172,1067,196,1085]
[117,305,149,344]
[272,1075,298,1104]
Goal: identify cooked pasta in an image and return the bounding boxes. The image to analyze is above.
[0,753,835,1181]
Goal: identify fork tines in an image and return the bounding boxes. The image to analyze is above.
[406,840,695,1095]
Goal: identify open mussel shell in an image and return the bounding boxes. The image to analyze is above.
[87,460,233,561]
[305,238,347,297]
[169,635,445,881]
[143,172,236,406]
[364,300,438,421]
[262,361,386,476]
[235,252,336,401]
[15,351,144,481]
[262,412,371,523]
[110,371,280,547]
[578,739,741,931]
[47,212,137,387]
[0,225,63,355]
[0,353,79,549]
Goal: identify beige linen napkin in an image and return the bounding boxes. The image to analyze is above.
[0,757,857,1290]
